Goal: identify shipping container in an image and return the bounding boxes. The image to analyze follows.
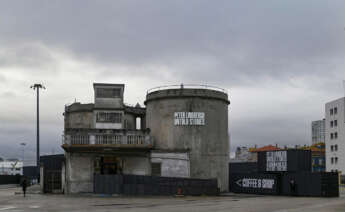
[229,162,258,174]
[258,150,311,173]
[229,173,280,195]
[280,172,339,197]
[229,172,339,197]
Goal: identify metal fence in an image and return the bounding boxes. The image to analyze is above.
[94,174,219,196]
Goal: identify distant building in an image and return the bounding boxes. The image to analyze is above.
[231,145,282,163]
[325,97,345,175]
[230,147,257,163]
[312,119,325,145]
[249,145,281,162]
[0,160,23,175]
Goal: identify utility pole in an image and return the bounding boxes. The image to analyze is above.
[30,84,45,176]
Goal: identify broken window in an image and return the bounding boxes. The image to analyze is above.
[151,163,161,176]
[96,88,121,98]
[96,112,122,123]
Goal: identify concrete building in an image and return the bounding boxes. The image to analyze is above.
[0,161,23,175]
[325,97,345,175]
[312,119,325,145]
[62,83,152,193]
[145,85,230,191]
[62,83,230,193]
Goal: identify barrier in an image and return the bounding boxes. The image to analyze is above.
[0,175,21,185]
[94,174,219,196]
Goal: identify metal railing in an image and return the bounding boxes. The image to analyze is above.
[63,132,153,147]
[146,84,228,95]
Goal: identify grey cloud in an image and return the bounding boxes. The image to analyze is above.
[0,1,344,86]
[0,91,16,98]
[0,74,6,82]
[0,43,59,74]
[0,1,344,158]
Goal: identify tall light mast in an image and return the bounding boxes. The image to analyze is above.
[30,84,45,174]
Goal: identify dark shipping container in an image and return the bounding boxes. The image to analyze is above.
[280,172,339,197]
[229,172,339,197]
[257,150,311,173]
[229,162,258,174]
[229,173,280,195]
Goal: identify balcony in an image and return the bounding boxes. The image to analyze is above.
[62,131,154,152]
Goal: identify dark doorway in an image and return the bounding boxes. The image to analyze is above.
[96,157,123,175]
[44,170,62,193]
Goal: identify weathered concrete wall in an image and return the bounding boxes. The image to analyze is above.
[124,113,136,130]
[151,152,190,178]
[145,88,230,192]
[65,111,93,129]
[123,156,150,175]
[61,162,66,193]
[65,153,94,193]
[94,97,123,109]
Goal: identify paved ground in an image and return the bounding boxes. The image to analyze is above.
[0,187,344,212]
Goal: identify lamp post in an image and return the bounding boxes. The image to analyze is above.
[30,84,45,177]
[20,142,26,166]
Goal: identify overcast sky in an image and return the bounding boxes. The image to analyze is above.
[0,1,344,164]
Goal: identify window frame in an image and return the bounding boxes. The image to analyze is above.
[96,112,122,123]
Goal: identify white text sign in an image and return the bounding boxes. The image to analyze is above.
[174,112,205,126]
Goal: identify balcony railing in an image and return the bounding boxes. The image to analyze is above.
[62,131,154,149]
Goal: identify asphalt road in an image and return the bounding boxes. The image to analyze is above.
[0,187,344,212]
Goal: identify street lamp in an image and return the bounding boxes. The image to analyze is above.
[20,142,26,166]
[30,84,45,177]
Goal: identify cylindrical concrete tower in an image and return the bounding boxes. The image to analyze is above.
[145,85,230,192]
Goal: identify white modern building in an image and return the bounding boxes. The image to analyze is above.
[325,97,345,175]
[312,119,325,145]
[0,161,23,175]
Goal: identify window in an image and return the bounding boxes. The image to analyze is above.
[334,120,338,127]
[330,133,334,139]
[96,112,122,123]
[151,163,161,176]
[331,157,334,164]
[330,108,334,115]
[96,88,121,98]
[331,145,334,151]
[334,107,337,115]
[335,157,338,164]
[330,121,333,128]
[335,144,338,151]
[335,132,338,139]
